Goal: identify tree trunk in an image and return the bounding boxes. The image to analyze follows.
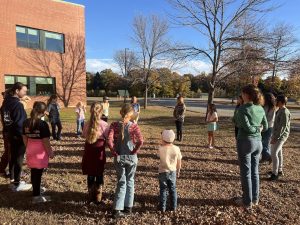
[205,87,215,120]
[144,84,148,109]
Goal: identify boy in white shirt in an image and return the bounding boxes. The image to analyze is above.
[158,129,182,212]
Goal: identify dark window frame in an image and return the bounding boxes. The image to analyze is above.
[16,25,65,53]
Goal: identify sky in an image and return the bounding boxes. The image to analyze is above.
[68,0,300,75]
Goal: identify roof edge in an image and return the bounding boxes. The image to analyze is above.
[51,0,85,8]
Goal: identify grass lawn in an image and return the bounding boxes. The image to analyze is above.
[0,105,299,224]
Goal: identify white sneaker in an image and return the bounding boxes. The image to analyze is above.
[32,195,51,204]
[40,187,46,194]
[208,146,214,149]
[14,182,32,192]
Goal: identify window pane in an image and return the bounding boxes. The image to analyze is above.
[5,76,15,84]
[35,77,54,96]
[17,76,28,84]
[16,26,28,48]
[45,31,64,53]
[28,28,40,49]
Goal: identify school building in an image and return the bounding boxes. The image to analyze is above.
[0,0,86,107]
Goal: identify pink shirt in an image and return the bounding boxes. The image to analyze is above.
[82,120,109,140]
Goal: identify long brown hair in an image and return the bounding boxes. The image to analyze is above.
[29,101,47,132]
[119,103,134,142]
[47,94,58,106]
[86,102,103,144]
[242,84,264,105]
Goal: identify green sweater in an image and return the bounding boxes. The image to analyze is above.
[234,102,268,140]
[272,107,291,141]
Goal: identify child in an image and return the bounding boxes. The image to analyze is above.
[108,103,143,218]
[131,96,140,123]
[206,103,218,149]
[269,95,291,181]
[101,96,110,122]
[22,101,54,203]
[173,96,186,142]
[47,95,62,141]
[81,102,109,204]
[158,129,182,212]
[75,101,86,137]
[233,96,243,139]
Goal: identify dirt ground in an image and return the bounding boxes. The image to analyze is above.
[0,106,299,224]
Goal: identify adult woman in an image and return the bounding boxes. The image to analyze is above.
[261,93,276,164]
[173,96,186,142]
[233,84,268,209]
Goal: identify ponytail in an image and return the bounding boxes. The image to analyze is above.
[119,103,134,143]
[86,102,103,144]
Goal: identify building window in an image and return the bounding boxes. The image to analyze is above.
[4,75,55,96]
[16,25,64,53]
[45,32,64,53]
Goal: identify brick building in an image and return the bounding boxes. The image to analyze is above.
[0,0,86,108]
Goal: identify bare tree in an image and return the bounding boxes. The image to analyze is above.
[17,34,86,107]
[265,23,298,85]
[114,49,139,77]
[168,0,273,107]
[132,15,171,109]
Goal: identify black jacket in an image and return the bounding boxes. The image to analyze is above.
[1,95,27,137]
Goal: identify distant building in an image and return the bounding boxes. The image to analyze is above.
[0,0,86,107]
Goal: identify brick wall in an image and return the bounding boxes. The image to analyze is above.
[0,0,86,108]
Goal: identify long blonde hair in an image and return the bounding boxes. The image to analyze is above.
[119,103,134,142]
[86,102,103,144]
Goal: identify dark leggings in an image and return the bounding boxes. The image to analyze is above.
[175,120,183,141]
[51,120,62,140]
[31,168,44,196]
[87,175,104,189]
[9,137,25,185]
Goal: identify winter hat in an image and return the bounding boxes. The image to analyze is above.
[161,129,176,143]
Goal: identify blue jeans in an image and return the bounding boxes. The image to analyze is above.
[159,171,177,211]
[237,137,262,206]
[76,119,84,135]
[113,155,138,210]
[261,128,272,161]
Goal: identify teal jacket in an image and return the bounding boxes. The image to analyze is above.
[234,102,268,140]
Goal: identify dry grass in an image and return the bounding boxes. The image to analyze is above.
[0,105,299,224]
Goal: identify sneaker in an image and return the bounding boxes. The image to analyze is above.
[278,171,284,176]
[268,173,278,181]
[112,210,125,219]
[208,146,214,149]
[32,195,51,204]
[122,207,132,215]
[14,182,32,192]
[252,200,259,206]
[234,197,252,209]
[40,187,47,194]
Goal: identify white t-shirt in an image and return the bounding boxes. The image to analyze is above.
[158,145,182,173]
[206,112,218,123]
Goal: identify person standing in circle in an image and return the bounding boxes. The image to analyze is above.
[233,84,268,209]
[173,96,186,142]
[1,82,32,191]
[131,96,140,124]
[101,96,110,122]
[46,95,62,141]
[269,95,291,181]
[261,93,276,164]
[206,103,218,149]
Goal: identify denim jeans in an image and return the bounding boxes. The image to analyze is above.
[237,137,262,206]
[51,119,62,140]
[76,119,85,135]
[113,155,138,210]
[261,128,273,161]
[159,171,177,211]
[271,140,285,175]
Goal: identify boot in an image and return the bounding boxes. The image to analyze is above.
[95,185,103,204]
[123,207,132,215]
[87,184,96,203]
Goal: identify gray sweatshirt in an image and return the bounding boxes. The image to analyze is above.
[272,107,291,141]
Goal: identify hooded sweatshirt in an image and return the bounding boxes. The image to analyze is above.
[1,95,27,138]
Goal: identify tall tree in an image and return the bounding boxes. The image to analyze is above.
[169,0,273,109]
[132,15,171,109]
